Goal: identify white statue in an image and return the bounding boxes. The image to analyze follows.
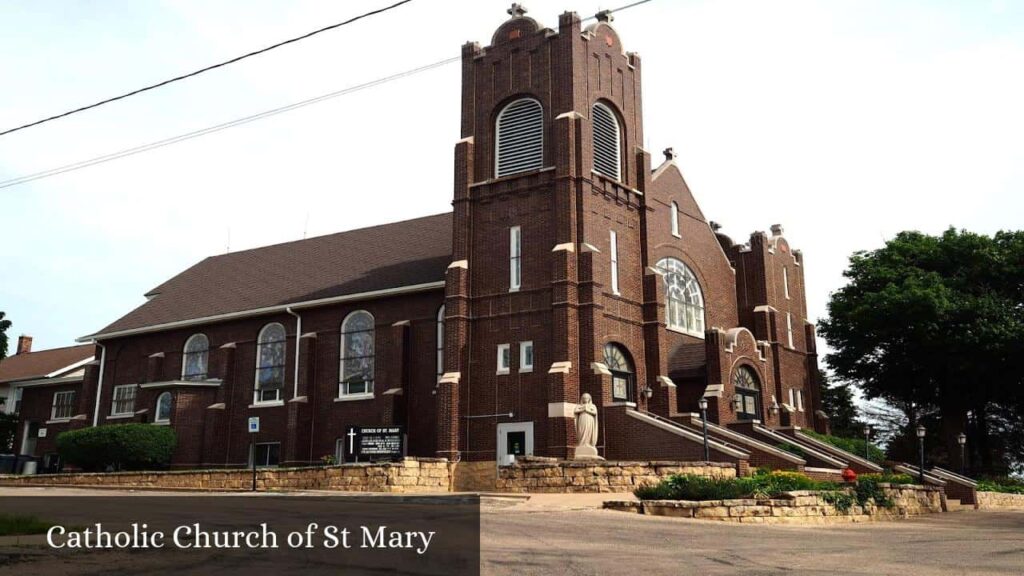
[574,393,601,459]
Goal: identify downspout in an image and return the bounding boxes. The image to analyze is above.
[91,342,107,426]
[286,307,301,399]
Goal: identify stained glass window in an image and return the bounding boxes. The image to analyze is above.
[256,323,286,403]
[340,311,374,396]
[656,258,706,337]
[603,343,634,402]
[155,392,172,422]
[182,333,209,381]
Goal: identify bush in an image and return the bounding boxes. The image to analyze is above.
[56,424,176,471]
[634,471,837,501]
[801,429,885,464]
[0,413,17,452]
[977,476,1024,495]
[634,471,899,511]
[776,442,807,459]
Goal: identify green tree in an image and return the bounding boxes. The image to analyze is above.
[0,311,10,360]
[819,229,1024,475]
[819,372,863,438]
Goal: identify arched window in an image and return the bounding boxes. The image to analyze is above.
[436,305,445,380]
[656,258,706,337]
[592,102,622,181]
[340,311,375,397]
[495,98,544,178]
[155,392,172,423]
[670,201,680,237]
[181,333,209,381]
[603,342,634,403]
[733,366,762,421]
[255,323,286,403]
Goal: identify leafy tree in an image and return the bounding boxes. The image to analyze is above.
[0,311,10,360]
[819,372,863,437]
[819,229,1024,475]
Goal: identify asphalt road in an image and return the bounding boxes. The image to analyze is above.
[480,506,1024,576]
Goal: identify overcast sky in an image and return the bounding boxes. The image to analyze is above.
[1,0,1022,356]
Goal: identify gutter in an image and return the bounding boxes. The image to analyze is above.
[76,280,446,343]
[92,342,107,427]
[286,307,301,399]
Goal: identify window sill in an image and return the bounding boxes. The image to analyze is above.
[46,418,71,425]
[509,287,520,293]
[496,370,510,376]
[152,420,171,426]
[666,325,705,339]
[607,401,637,408]
[249,401,285,409]
[672,233,681,239]
[519,368,533,374]
[107,414,134,420]
[334,393,374,403]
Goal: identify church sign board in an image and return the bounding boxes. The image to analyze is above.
[343,425,405,462]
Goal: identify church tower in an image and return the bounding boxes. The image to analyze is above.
[438,5,660,463]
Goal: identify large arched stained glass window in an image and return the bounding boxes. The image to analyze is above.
[733,366,762,421]
[495,98,544,178]
[656,258,706,337]
[181,333,209,381]
[340,311,375,397]
[255,323,286,403]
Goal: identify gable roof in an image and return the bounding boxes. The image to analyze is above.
[84,212,453,340]
[0,344,95,384]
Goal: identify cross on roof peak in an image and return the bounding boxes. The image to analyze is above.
[507,3,528,18]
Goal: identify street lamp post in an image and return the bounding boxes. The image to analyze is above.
[916,425,927,484]
[698,398,710,462]
[957,433,967,476]
[863,425,871,461]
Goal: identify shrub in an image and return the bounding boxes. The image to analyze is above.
[977,476,1024,495]
[634,471,838,501]
[860,472,914,485]
[56,424,176,471]
[802,429,885,464]
[776,442,807,459]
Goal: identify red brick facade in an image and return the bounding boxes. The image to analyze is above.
[13,10,825,469]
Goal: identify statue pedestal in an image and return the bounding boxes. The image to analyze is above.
[574,446,604,461]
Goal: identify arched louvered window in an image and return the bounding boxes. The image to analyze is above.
[592,102,622,181]
[495,98,544,178]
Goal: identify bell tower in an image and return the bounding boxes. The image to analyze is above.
[438,5,655,463]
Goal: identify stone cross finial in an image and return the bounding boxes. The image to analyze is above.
[595,9,614,23]
[507,3,528,18]
[663,147,677,161]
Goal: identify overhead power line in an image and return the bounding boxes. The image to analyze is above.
[0,0,655,190]
[0,0,414,137]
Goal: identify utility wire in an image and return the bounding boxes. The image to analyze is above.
[0,0,654,190]
[0,0,414,137]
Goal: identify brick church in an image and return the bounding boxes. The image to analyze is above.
[13,7,832,474]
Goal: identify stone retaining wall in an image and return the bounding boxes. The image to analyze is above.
[977,491,1024,509]
[606,484,944,523]
[0,458,450,493]
[497,457,736,493]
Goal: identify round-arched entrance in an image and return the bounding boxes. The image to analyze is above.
[733,365,762,421]
[604,342,635,403]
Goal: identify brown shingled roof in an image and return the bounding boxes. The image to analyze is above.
[89,212,453,337]
[0,344,95,384]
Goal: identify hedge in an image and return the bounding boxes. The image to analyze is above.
[977,476,1024,495]
[56,424,176,471]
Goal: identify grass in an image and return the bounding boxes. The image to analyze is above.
[0,513,57,536]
